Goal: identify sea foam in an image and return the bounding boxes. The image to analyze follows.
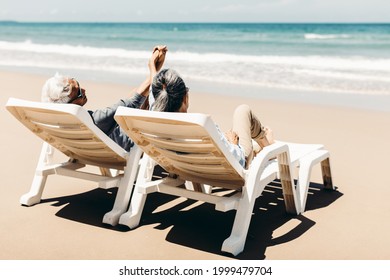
[1,39,389,95]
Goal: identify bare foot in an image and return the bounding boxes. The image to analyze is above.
[256,126,275,148]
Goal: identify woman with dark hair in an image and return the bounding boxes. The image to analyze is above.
[150,68,275,168]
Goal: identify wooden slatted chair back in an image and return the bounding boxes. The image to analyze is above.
[7,98,127,169]
[115,107,246,189]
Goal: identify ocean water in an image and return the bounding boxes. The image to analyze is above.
[1,22,390,109]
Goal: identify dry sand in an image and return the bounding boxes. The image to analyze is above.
[1,70,389,260]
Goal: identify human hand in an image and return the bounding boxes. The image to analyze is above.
[156,46,168,71]
[224,129,239,145]
[149,45,168,72]
[143,45,168,97]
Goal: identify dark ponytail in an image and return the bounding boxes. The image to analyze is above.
[152,69,187,112]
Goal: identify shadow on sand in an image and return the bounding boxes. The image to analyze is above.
[41,169,343,259]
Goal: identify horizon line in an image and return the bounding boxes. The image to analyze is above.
[1,20,389,24]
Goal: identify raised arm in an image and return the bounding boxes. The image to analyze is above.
[135,45,168,98]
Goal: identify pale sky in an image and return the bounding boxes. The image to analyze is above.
[1,0,389,23]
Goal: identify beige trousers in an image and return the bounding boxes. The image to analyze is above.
[232,104,265,166]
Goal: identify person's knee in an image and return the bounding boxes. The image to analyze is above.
[233,104,251,117]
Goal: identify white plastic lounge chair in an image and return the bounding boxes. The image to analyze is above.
[114,107,331,256]
[5,98,142,225]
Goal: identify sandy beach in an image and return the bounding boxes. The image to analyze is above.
[1,70,390,260]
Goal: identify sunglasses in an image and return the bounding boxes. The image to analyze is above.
[68,79,83,103]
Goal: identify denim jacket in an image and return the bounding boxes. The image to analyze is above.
[89,93,146,151]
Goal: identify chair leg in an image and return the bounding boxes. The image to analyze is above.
[119,156,155,229]
[99,167,120,177]
[20,174,48,206]
[221,158,268,256]
[202,184,213,194]
[185,181,204,192]
[221,180,259,256]
[20,143,53,206]
[278,151,300,215]
[297,160,313,214]
[222,144,296,255]
[102,146,143,226]
[321,158,334,190]
[297,150,335,213]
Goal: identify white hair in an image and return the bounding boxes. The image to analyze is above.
[41,73,71,103]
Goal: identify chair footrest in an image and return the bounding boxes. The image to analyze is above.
[300,150,330,167]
